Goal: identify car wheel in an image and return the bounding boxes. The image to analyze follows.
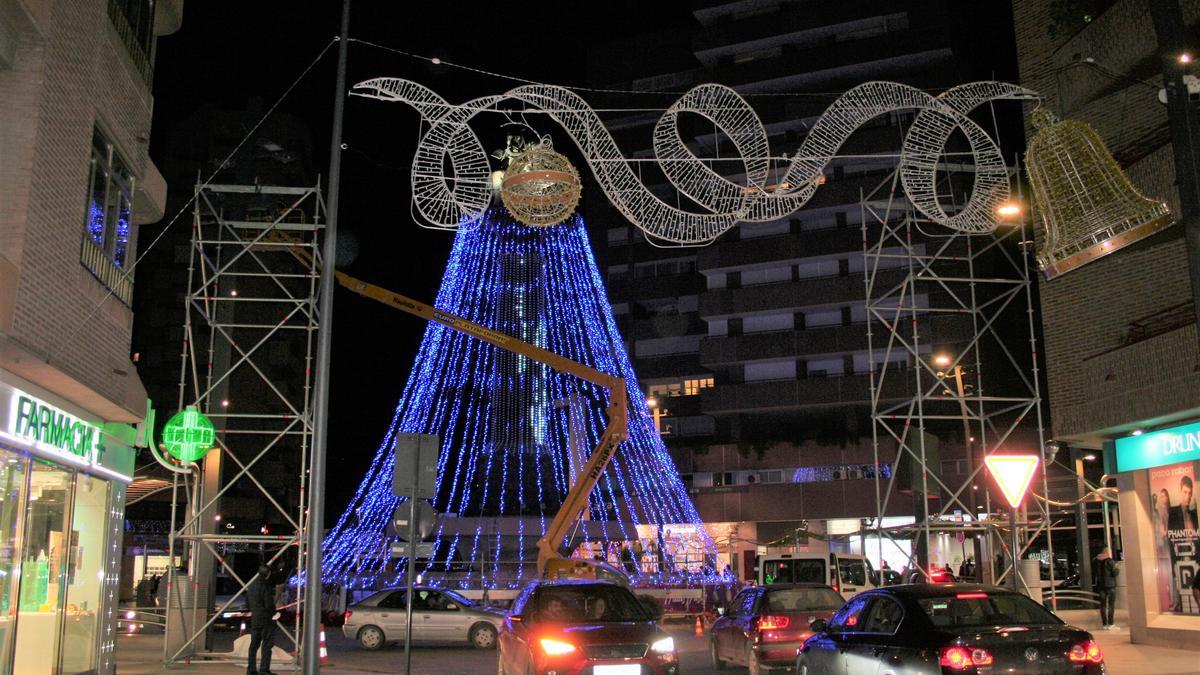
[358,625,385,650]
[471,622,498,649]
[748,647,763,675]
[710,639,726,670]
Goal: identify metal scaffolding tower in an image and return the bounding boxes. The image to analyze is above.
[862,170,1054,591]
[163,182,324,666]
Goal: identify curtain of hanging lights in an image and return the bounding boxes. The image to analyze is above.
[320,208,719,589]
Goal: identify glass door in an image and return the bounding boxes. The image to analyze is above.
[61,474,108,674]
[0,449,28,670]
[12,460,74,673]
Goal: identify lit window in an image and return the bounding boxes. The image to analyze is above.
[683,377,716,396]
[84,129,135,269]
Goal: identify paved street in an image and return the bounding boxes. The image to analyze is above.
[115,611,1199,674]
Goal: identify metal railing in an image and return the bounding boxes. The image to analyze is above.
[106,0,153,84]
[80,237,133,305]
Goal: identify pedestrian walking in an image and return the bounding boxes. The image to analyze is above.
[247,564,279,674]
[1092,547,1119,629]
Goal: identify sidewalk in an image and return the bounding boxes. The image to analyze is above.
[1056,609,1200,675]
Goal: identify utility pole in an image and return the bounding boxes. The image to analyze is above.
[303,0,350,671]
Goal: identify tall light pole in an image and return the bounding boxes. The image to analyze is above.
[985,454,1041,593]
[303,0,350,670]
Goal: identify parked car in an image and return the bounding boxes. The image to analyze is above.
[498,579,679,675]
[342,587,506,650]
[756,552,876,600]
[796,584,1107,674]
[709,584,844,675]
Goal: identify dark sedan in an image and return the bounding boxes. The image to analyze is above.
[498,579,679,675]
[796,584,1106,674]
[710,584,845,674]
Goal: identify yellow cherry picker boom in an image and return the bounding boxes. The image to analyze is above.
[273,231,630,581]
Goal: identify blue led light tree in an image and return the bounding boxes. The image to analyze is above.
[321,208,719,588]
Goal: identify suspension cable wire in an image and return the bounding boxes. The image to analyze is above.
[47,37,339,366]
[347,37,982,99]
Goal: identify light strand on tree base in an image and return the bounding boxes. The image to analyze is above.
[320,208,720,589]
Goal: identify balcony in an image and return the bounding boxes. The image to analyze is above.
[699,314,970,365]
[689,478,912,522]
[698,225,860,271]
[693,0,913,60]
[699,270,906,317]
[700,373,910,414]
[629,313,707,341]
[632,353,706,380]
[692,28,950,92]
[607,273,705,303]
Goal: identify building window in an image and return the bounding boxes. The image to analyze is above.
[82,129,136,304]
[683,377,714,396]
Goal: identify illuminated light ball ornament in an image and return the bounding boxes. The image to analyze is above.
[499,139,581,228]
[162,407,217,462]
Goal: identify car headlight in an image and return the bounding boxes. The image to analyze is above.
[650,637,675,653]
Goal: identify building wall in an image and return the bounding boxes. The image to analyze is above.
[0,0,170,421]
[1013,0,1200,442]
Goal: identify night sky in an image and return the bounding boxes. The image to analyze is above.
[146,2,694,518]
[145,2,1021,520]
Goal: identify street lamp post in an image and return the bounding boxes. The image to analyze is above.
[985,454,1041,593]
[934,354,981,579]
[646,396,668,435]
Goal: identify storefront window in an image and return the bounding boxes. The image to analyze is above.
[61,474,108,673]
[12,461,73,672]
[0,450,27,669]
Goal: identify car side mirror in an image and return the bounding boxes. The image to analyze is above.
[446,603,459,611]
[637,594,664,622]
[716,606,725,616]
[810,618,828,633]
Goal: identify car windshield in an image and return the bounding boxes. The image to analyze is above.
[764,587,844,613]
[532,585,648,623]
[918,592,1064,628]
[763,559,825,584]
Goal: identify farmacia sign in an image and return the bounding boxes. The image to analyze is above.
[6,391,104,466]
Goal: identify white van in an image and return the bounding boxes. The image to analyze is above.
[755,552,876,600]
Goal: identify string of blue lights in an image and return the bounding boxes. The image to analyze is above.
[320,208,720,589]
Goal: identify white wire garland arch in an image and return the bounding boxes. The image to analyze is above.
[351,78,1036,245]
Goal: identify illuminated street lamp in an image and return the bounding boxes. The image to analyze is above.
[645,396,668,435]
[984,454,1040,591]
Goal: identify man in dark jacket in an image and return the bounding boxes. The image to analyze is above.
[246,564,278,674]
[1092,547,1119,629]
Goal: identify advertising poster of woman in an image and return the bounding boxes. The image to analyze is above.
[1149,462,1199,614]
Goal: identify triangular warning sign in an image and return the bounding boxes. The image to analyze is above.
[984,454,1040,508]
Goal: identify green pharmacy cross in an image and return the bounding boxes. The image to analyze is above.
[162,408,216,462]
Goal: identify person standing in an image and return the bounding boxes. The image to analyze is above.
[1092,547,1119,630]
[247,564,278,675]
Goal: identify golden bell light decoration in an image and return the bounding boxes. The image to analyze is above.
[1025,108,1173,279]
[498,138,581,228]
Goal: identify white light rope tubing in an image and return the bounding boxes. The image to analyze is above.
[352,78,1036,244]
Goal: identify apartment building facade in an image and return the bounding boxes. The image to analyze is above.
[588,0,1019,577]
[0,0,179,670]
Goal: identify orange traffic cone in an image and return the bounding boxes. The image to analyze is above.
[694,615,704,637]
[319,624,330,665]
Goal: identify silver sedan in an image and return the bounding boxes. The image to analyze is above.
[343,587,507,650]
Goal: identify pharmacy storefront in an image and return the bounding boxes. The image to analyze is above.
[1113,421,1200,649]
[0,378,135,673]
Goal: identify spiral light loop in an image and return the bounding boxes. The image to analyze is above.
[352,78,1036,244]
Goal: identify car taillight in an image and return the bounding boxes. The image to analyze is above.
[939,646,994,670]
[758,614,791,630]
[1069,640,1103,664]
[539,638,577,655]
[344,610,352,620]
